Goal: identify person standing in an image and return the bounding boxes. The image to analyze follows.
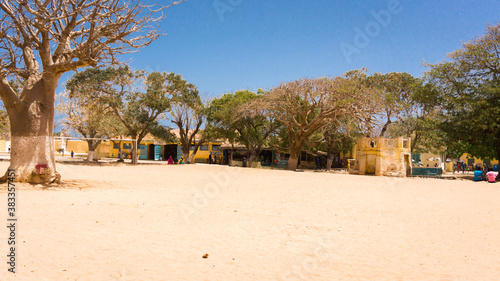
[71,150,74,158]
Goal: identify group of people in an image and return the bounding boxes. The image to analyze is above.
[208,152,219,164]
[164,156,184,164]
[473,166,498,183]
[453,162,469,174]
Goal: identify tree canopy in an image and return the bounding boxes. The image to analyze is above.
[66,66,176,164]
[0,0,185,183]
[207,89,280,165]
[259,70,378,170]
[426,23,500,162]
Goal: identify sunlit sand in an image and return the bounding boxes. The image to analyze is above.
[1,162,499,280]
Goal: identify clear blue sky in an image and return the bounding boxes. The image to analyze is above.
[99,0,499,100]
[54,0,498,131]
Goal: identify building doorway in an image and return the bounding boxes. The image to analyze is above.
[163,144,178,162]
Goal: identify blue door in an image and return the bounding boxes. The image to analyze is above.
[154,146,162,161]
[139,145,148,160]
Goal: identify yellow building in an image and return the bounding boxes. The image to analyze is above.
[410,151,499,172]
[54,136,223,163]
[349,137,412,177]
[444,154,499,172]
[0,139,10,152]
[54,139,111,158]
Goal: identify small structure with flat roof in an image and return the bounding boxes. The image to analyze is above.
[349,137,412,177]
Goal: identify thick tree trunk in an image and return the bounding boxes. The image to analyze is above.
[247,150,256,167]
[326,152,333,171]
[286,148,301,170]
[187,149,196,163]
[86,140,101,162]
[182,146,191,164]
[1,77,60,184]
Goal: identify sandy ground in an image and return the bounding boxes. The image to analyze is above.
[0,162,499,281]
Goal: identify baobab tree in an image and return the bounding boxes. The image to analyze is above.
[0,0,185,183]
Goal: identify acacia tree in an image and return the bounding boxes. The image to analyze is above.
[426,24,500,169]
[365,72,416,137]
[385,81,446,154]
[67,67,174,164]
[261,70,378,170]
[208,90,280,166]
[167,75,206,164]
[57,90,122,162]
[319,116,361,171]
[0,0,185,183]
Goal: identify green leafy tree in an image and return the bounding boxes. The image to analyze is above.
[426,24,500,165]
[319,116,362,170]
[208,89,280,166]
[384,80,446,154]
[57,90,121,162]
[66,67,175,164]
[167,74,206,164]
[365,72,417,137]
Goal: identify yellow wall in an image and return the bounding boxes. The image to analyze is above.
[418,153,442,168]
[107,140,223,161]
[190,142,220,161]
[351,137,412,176]
[55,140,112,158]
[459,154,498,166]
[0,140,6,152]
[109,140,155,158]
[407,152,498,172]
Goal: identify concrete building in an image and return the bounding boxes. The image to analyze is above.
[349,137,412,177]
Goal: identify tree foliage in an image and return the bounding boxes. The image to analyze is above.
[0,0,185,183]
[365,72,417,137]
[259,70,378,170]
[57,90,122,162]
[208,89,280,165]
[426,23,500,162]
[167,74,206,164]
[66,66,176,164]
[318,116,362,170]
